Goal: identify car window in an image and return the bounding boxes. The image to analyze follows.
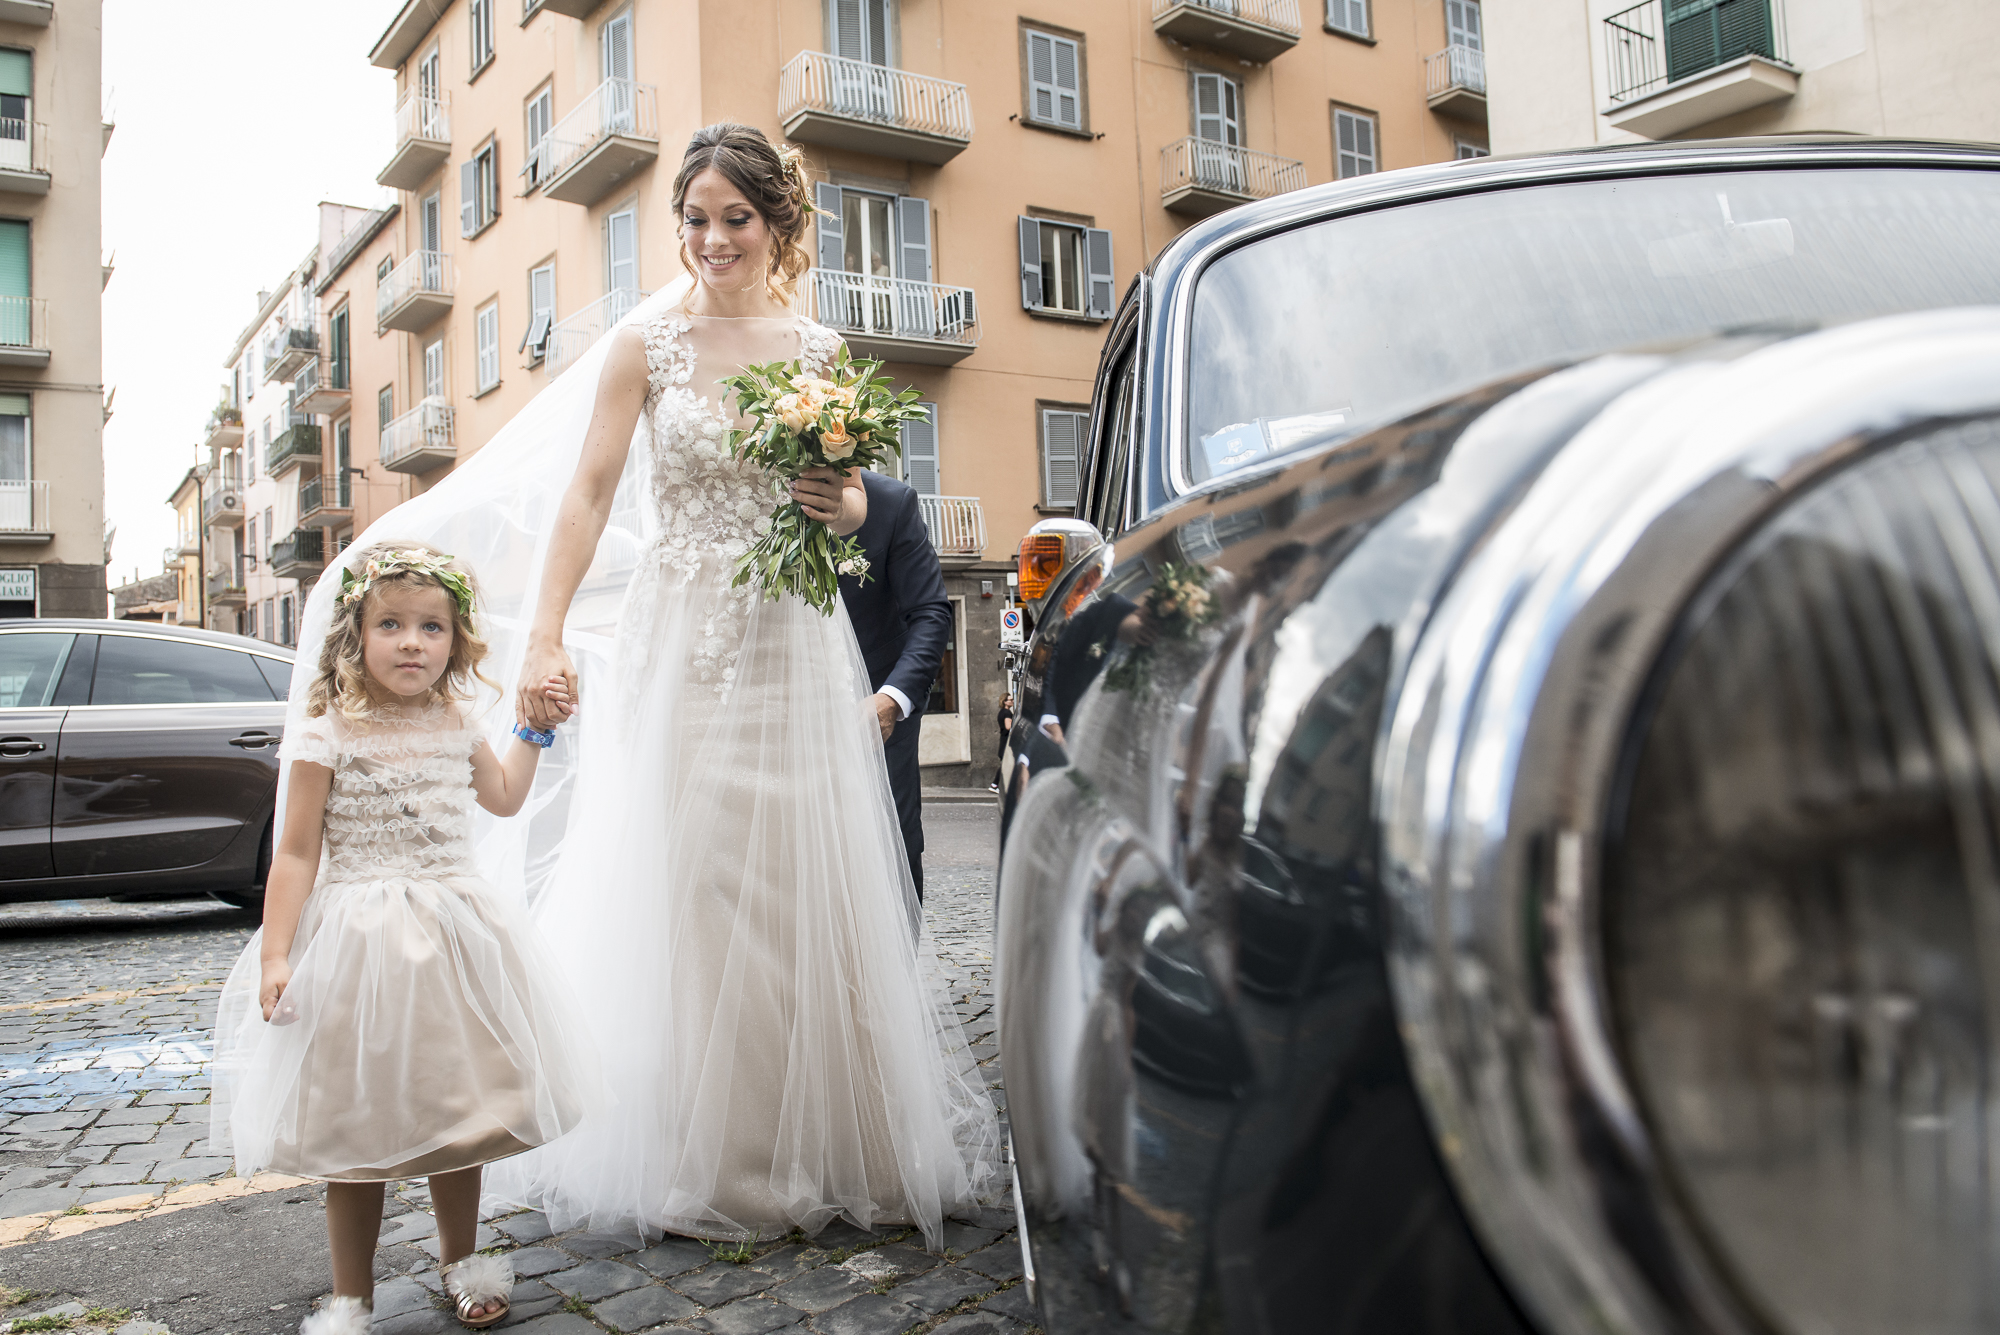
[1089,337,1138,535]
[1186,167,2000,485]
[253,655,293,700]
[0,633,74,708]
[89,635,279,706]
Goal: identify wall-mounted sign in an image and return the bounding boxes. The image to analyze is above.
[0,568,34,602]
[1000,606,1024,649]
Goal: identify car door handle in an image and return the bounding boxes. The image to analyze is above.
[0,736,45,757]
[228,732,278,750]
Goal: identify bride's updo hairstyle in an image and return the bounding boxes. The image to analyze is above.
[673,123,814,303]
[308,541,494,721]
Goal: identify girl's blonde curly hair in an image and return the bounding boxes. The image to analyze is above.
[306,542,494,721]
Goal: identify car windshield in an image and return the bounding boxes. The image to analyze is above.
[1186,166,2000,485]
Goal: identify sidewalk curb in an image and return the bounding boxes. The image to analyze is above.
[0,1171,313,1249]
[921,789,996,805]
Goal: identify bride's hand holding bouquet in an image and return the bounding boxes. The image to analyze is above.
[722,348,928,615]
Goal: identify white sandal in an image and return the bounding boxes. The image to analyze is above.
[442,1253,515,1330]
[300,1295,372,1335]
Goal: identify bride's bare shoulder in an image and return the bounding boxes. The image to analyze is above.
[602,324,653,391]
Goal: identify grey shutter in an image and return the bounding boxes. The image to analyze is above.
[601,10,633,80]
[896,197,931,284]
[903,403,939,496]
[1084,228,1114,319]
[1043,410,1080,508]
[832,0,864,60]
[607,208,638,294]
[1193,71,1239,145]
[1027,31,1081,129]
[815,183,844,272]
[1052,35,1080,128]
[1018,216,1042,310]
[459,159,477,237]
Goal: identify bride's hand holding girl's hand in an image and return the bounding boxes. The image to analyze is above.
[518,641,578,732]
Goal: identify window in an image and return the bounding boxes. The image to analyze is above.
[280,595,295,648]
[376,254,393,285]
[1446,0,1482,52]
[1334,106,1378,178]
[903,402,938,496]
[1022,27,1083,132]
[378,385,394,429]
[524,85,552,189]
[0,49,31,178]
[335,419,352,507]
[605,207,638,297]
[255,655,292,698]
[262,508,274,556]
[522,263,555,362]
[424,339,445,401]
[245,516,257,570]
[475,301,500,393]
[828,0,891,66]
[601,6,635,140]
[90,635,274,706]
[461,140,499,238]
[0,219,25,347]
[1192,70,1242,147]
[1018,217,1114,320]
[469,0,494,75]
[0,394,28,492]
[925,602,959,717]
[1326,0,1370,38]
[1456,139,1490,159]
[1040,407,1086,509]
[0,633,72,709]
[328,305,350,390]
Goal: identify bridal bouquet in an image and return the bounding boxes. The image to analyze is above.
[721,348,929,614]
[1103,562,1221,694]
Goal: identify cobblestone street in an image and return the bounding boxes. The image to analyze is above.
[0,800,1027,1335]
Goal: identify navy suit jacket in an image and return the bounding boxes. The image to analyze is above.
[839,472,952,715]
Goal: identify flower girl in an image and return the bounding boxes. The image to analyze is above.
[209,545,592,1332]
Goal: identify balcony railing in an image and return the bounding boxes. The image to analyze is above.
[0,479,48,536]
[271,528,325,579]
[263,326,318,383]
[537,78,660,206]
[778,51,973,165]
[1604,0,1789,104]
[919,496,985,559]
[1151,0,1302,62]
[207,569,247,605]
[295,357,350,414]
[379,89,450,192]
[205,406,243,450]
[545,288,650,380]
[267,421,322,476]
[381,400,457,474]
[0,118,48,190]
[203,485,244,527]
[1426,43,1487,119]
[0,296,48,366]
[808,272,979,366]
[1160,137,1307,217]
[377,250,453,333]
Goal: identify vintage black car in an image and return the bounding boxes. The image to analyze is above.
[0,620,293,908]
[997,138,2000,1335]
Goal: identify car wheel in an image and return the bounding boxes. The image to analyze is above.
[215,820,273,913]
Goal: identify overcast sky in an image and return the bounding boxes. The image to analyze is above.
[101,1,401,587]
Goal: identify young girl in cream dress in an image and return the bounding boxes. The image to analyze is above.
[210,545,591,1332]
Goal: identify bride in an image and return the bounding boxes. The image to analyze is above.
[480,124,998,1246]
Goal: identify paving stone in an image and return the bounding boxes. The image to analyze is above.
[381,1211,440,1246]
[754,1244,831,1279]
[889,1266,995,1315]
[811,1294,919,1335]
[504,1246,581,1279]
[92,1105,170,1126]
[6,1112,92,1133]
[694,1297,805,1335]
[417,1222,503,1259]
[77,1184,164,1205]
[137,1088,209,1105]
[811,1221,878,1251]
[563,1231,641,1259]
[980,1285,1036,1324]
[839,1245,936,1283]
[769,1265,870,1313]
[62,1092,136,1112]
[956,1244,1024,1283]
[376,1307,454,1335]
[939,1223,1003,1254]
[543,1258,650,1302]
[675,1262,780,1305]
[494,1294,565,1329]
[501,1313,599,1335]
[113,1321,172,1335]
[155,1156,231,1181]
[492,1210,555,1245]
[592,1284,698,1331]
[632,1237,715,1279]
[930,1314,1026,1335]
[374,1275,441,1321]
[67,1161,154,1188]
[75,1125,153,1148]
[56,1144,111,1166]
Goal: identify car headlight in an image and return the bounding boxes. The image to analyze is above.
[1609,418,2000,1335]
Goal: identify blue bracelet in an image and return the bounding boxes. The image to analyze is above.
[514,722,557,749]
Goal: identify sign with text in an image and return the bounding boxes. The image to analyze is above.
[1000,606,1024,648]
[0,568,34,603]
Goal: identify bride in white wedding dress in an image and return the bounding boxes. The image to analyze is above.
[479,125,998,1246]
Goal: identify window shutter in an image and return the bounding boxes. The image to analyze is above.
[1018,216,1043,311]
[832,0,865,61]
[0,220,27,307]
[601,10,634,81]
[896,197,931,285]
[1084,228,1114,320]
[1052,35,1080,129]
[1027,31,1054,124]
[1193,72,1240,146]
[607,208,638,294]
[0,50,28,99]
[477,305,499,390]
[1043,409,1081,508]
[459,159,477,237]
[815,183,844,273]
[903,403,939,496]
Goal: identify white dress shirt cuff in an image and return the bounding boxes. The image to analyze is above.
[880,684,914,720]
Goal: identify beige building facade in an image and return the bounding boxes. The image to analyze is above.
[0,0,105,618]
[1486,0,2000,154]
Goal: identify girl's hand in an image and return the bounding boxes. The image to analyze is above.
[542,675,575,722]
[260,958,292,1023]
[518,641,577,732]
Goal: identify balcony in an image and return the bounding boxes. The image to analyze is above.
[0,118,48,195]
[162,546,184,572]
[298,474,352,525]
[377,90,450,191]
[175,532,201,557]
[203,484,244,528]
[1151,0,1301,63]
[264,327,318,383]
[376,250,453,333]
[380,400,456,474]
[537,78,659,207]
[1159,137,1307,218]
[524,0,601,15]
[1603,0,1795,139]
[0,2,54,26]
[919,496,985,561]
[1426,43,1487,121]
[267,421,322,478]
[204,407,244,451]
[0,296,47,368]
[545,287,650,380]
[271,528,325,581]
[808,272,979,366]
[207,570,247,607]
[778,52,972,166]
[295,358,349,415]
[0,479,47,541]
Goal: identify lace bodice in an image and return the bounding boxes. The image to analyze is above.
[640,312,843,584]
[283,704,481,885]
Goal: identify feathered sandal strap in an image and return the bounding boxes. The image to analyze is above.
[300,1295,372,1335]
[442,1253,514,1330]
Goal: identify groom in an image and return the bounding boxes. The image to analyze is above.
[796,468,951,898]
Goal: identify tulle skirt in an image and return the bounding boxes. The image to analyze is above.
[484,547,1000,1248]
[209,872,595,1181]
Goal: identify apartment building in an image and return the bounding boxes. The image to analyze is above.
[0,0,106,617]
[162,466,200,623]
[1485,0,2000,152]
[346,0,1472,781]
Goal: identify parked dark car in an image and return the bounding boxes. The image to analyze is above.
[0,620,293,908]
[997,138,2000,1335]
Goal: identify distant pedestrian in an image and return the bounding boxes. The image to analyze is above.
[992,692,1015,792]
[207,546,593,1334]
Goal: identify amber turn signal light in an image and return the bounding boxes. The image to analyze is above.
[1017,533,1068,604]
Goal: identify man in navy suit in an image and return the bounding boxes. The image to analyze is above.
[800,468,952,898]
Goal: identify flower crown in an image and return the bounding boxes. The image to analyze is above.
[337,549,475,621]
[777,144,819,218]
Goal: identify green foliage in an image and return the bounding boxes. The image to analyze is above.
[8,1315,74,1332]
[708,1231,759,1265]
[81,1309,130,1326]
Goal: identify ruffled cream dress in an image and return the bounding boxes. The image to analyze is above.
[209,703,593,1181]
